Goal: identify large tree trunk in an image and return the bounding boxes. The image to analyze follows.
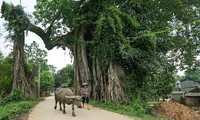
[92,58,105,101]
[107,62,125,102]
[72,27,125,103]
[73,27,90,95]
[91,59,125,103]
[12,31,37,97]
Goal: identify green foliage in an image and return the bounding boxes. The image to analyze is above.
[0,89,36,105]
[0,100,37,120]
[90,100,138,117]
[123,74,136,101]
[154,74,174,99]
[24,41,50,76]
[24,41,53,84]
[131,93,147,117]
[91,2,161,98]
[93,5,141,69]
[1,2,30,32]
[54,64,74,88]
[184,68,200,82]
[123,57,175,101]
[0,63,12,94]
[25,41,47,64]
[33,0,81,34]
[39,71,54,92]
[0,53,13,95]
[90,100,166,119]
[24,41,56,85]
[0,50,3,61]
[24,41,55,94]
[4,89,23,103]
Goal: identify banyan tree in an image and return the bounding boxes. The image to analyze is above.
[1,0,200,102]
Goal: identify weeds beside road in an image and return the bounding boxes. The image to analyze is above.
[0,101,37,120]
[0,90,39,120]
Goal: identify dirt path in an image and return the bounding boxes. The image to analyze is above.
[28,96,137,120]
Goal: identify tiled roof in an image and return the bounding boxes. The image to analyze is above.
[181,80,200,88]
[185,93,200,97]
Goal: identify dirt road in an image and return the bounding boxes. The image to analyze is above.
[28,96,137,120]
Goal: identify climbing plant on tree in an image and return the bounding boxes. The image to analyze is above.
[1,0,200,103]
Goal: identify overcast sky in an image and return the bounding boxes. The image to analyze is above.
[0,0,72,71]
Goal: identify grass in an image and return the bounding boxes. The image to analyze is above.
[148,100,160,105]
[0,100,37,120]
[90,100,167,120]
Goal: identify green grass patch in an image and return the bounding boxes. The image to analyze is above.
[147,100,160,106]
[90,100,167,120]
[0,100,37,120]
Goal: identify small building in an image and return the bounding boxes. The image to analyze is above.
[184,87,200,107]
[171,78,200,106]
[171,91,185,103]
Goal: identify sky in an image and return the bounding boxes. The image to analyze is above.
[0,0,72,71]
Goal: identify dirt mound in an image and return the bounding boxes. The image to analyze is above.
[154,101,200,120]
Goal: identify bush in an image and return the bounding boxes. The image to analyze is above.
[0,89,23,105]
[0,89,36,105]
[0,89,38,120]
[0,101,37,120]
[8,89,23,101]
[132,96,146,117]
[90,99,166,119]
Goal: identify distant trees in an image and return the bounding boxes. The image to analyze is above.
[54,64,74,88]
[40,71,54,92]
[25,41,55,94]
[25,41,47,65]
[0,52,12,95]
[0,41,55,97]
[181,68,200,82]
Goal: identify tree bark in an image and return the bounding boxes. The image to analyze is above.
[91,58,125,103]
[12,31,37,97]
[107,62,125,102]
[91,58,108,101]
[73,27,90,95]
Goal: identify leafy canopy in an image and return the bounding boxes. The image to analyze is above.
[1,0,200,100]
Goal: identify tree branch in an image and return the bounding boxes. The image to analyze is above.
[1,1,75,50]
[28,23,74,50]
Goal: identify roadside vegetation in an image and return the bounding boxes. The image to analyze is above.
[90,99,167,120]
[0,42,53,120]
[0,90,39,120]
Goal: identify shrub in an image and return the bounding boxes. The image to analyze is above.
[132,96,146,117]
[0,89,36,105]
[1,89,23,105]
[0,101,37,120]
